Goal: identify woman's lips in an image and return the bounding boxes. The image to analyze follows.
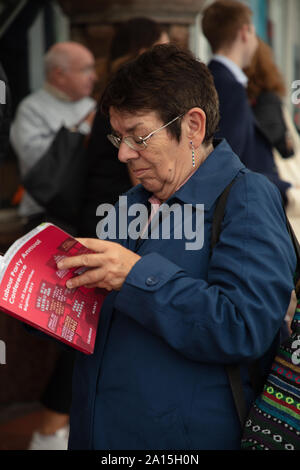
[133,168,149,177]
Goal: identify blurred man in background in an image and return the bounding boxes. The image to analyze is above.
[10,41,97,231]
[202,0,291,205]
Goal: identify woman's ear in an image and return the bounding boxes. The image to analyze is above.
[184,107,206,147]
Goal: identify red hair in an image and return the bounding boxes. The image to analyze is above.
[245,38,286,102]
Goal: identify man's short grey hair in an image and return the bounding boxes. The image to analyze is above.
[44,46,71,77]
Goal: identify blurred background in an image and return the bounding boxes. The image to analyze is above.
[0,0,299,124]
[1,0,300,124]
[0,0,299,450]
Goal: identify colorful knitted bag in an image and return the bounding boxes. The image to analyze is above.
[241,281,300,450]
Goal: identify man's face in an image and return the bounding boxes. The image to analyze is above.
[59,48,97,101]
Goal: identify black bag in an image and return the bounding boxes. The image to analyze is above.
[23,126,89,227]
[212,178,300,450]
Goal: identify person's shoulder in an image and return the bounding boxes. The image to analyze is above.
[24,88,48,102]
[73,96,96,120]
[209,60,244,97]
[80,96,96,106]
[75,96,96,111]
[15,88,50,113]
[256,90,282,106]
[209,60,238,82]
[230,170,283,207]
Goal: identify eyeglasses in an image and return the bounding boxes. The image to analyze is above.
[107,114,183,151]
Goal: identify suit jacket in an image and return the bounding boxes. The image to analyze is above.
[208,60,291,203]
[68,140,295,450]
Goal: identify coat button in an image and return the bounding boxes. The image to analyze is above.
[145,276,159,286]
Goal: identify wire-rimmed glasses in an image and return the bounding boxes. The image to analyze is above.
[107,114,184,151]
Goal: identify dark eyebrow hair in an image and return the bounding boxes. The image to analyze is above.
[111,121,145,136]
[126,122,144,134]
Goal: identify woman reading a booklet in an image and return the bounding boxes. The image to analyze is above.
[57,45,296,450]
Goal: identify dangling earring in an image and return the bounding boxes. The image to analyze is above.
[190,141,195,168]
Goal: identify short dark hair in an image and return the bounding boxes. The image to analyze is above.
[100,44,220,144]
[202,0,252,53]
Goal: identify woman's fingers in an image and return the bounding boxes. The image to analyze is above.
[56,239,141,291]
[58,249,111,270]
[66,267,106,289]
[75,238,111,251]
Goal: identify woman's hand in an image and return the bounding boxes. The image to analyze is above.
[57,238,141,291]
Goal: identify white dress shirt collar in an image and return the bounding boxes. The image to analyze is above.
[212,54,248,87]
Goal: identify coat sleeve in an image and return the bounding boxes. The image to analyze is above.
[114,173,296,364]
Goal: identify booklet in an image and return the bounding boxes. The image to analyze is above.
[0,223,107,354]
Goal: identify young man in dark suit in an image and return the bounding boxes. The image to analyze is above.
[202,0,291,204]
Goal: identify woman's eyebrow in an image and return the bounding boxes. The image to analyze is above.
[112,122,145,135]
[125,122,144,133]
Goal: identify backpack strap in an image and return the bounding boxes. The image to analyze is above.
[210,179,236,252]
[211,177,248,427]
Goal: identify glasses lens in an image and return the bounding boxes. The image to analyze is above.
[107,134,121,149]
[124,136,146,151]
[107,134,147,151]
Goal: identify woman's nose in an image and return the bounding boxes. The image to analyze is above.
[118,141,139,163]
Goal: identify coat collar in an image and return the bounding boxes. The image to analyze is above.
[126,139,245,211]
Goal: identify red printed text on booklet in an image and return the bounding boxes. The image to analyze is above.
[0,223,107,354]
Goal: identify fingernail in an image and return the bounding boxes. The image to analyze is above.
[66,280,73,288]
[57,261,63,269]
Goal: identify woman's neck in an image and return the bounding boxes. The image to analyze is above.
[154,142,214,202]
